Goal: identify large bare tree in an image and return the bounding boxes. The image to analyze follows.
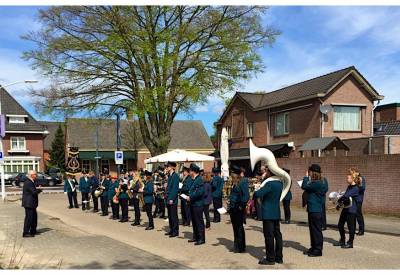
[23,6,279,156]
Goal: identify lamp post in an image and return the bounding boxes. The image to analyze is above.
[0,80,38,201]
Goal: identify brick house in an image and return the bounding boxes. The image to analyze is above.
[0,87,48,173]
[215,66,384,168]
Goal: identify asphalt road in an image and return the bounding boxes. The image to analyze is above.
[1,193,399,269]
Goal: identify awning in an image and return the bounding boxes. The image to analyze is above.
[144,149,215,164]
[299,137,349,151]
[78,150,137,160]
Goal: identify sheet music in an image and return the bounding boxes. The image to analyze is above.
[217,207,227,214]
[297,180,303,187]
[180,194,189,200]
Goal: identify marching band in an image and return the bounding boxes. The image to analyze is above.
[62,158,366,265]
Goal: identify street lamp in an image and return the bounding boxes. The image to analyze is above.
[0,80,39,201]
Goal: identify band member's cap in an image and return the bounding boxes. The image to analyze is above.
[182,166,190,173]
[230,165,242,175]
[167,161,177,168]
[82,170,88,174]
[308,164,321,173]
[212,167,221,173]
[144,170,152,177]
[189,163,200,173]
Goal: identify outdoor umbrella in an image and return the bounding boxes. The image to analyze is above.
[220,127,229,179]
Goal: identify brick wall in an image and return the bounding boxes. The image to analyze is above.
[375,107,400,122]
[276,154,400,215]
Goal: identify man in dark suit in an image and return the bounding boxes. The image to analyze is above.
[22,170,42,238]
[211,167,224,223]
[165,161,179,237]
[89,171,100,212]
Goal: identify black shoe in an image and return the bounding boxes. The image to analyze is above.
[74,206,79,208]
[82,208,86,211]
[100,213,107,216]
[194,240,205,245]
[307,252,322,257]
[322,227,327,231]
[303,248,312,255]
[169,234,178,238]
[333,240,345,247]
[341,243,353,249]
[22,234,34,238]
[357,231,364,236]
[145,226,154,230]
[188,239,197,243]
[159,215,165,219]
[68,206,73,209]
[258,258,275,265]
[119,219,128,223]
[165,232,172,236]
[131,222,140,226]
[275,259,283,264]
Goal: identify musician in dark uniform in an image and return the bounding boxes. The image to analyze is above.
[211,167,224,223]
[281,168,292,224]
[321,177,329,230]
[22,170,42,237]
[187,163,205,245]
[118,179,129,222]
[153,170,166,218]
[333,169,360,249]
[180,166,192,226]
[165,161,180,237]
[143,170,155,230]
[108,176,120,220]
[254,168,283,265]
[228,165,250,253]
[301,164,325,257]
[99,174,111,216]
[130,173,142,226]
[79,170,91,211]
[89,171,100,212]
[64,173,79,209]
[351,168,365,236]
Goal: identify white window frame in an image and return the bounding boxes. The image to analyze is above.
[82,159,91,172]
[333,106,361,132]
[4,159,40,173]
[10,136,26,151]
[246,122,254,138]
[9,116,25,124]
[275,112,289,136]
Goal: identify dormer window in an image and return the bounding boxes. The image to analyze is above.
[7,115,27,124]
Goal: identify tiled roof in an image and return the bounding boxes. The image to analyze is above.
[0,87,45,132]
[374,121,400,136]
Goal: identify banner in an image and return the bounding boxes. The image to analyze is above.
[66,147,81,175]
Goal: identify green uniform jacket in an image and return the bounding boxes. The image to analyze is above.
[301,176,324,213]
[143,180,154,204]
[64,179,77,193]
[118,184,129,199]
[211,175,224,199]
[180,175,192,195]
[229,178,250,209]
[100,179,111,198]
[167,172,179,204]
[79,176,91,193]
[189,175,205,207]
[108,181,119,200]
[254,179,282,220]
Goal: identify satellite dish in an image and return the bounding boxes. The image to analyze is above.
[319,105,333,115]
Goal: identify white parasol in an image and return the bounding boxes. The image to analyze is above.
[220,127,229,179]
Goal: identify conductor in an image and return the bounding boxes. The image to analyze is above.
[22,170,42,238]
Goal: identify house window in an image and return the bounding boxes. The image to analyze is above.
[4,159,39,173]
[9,116,25,124]
[226,126,232,139]
[334,106,361,131]
[82,160,91,173]
[275,112,289,136]
[101,159,110,174]
[10,136,26,151]
[246,122,254,138]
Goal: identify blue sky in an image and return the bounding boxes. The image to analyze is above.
[1,6,400,135]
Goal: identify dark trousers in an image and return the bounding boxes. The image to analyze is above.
[167,203,179,235]
[67,191,78,208]
[119,198,129,221]
[23,207,37,235]
[230,207,246,252]
[111,200,119,219]
[255,198,262,220]
[322,203,327,229]
[356,201,365,232]
[263,220,283,262]
[282,200,291,222]
[81,192,90,210]
[203,204,211,228]
[91,191,99,211]
[338,210,356,244]
[133,197,141,222]
[191,205,205,242]
[308,212,323,254]
[100,196,109,214]
[145,203,154,227]
[212,197,222,222]
[154,197,165,217]
[181,199,191,225]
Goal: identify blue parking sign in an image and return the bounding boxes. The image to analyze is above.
[115,151,123,165]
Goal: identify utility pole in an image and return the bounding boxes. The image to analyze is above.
[95,124,100,177]
[116,113,121,177]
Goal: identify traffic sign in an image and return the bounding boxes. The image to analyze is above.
[0,151,3,163]
[115,151,123,165]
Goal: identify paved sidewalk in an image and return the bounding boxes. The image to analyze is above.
[2,193,400,269]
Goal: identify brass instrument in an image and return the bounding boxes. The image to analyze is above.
[113,185,121,204]
[329,191,353,210]
[94,185,105,197]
